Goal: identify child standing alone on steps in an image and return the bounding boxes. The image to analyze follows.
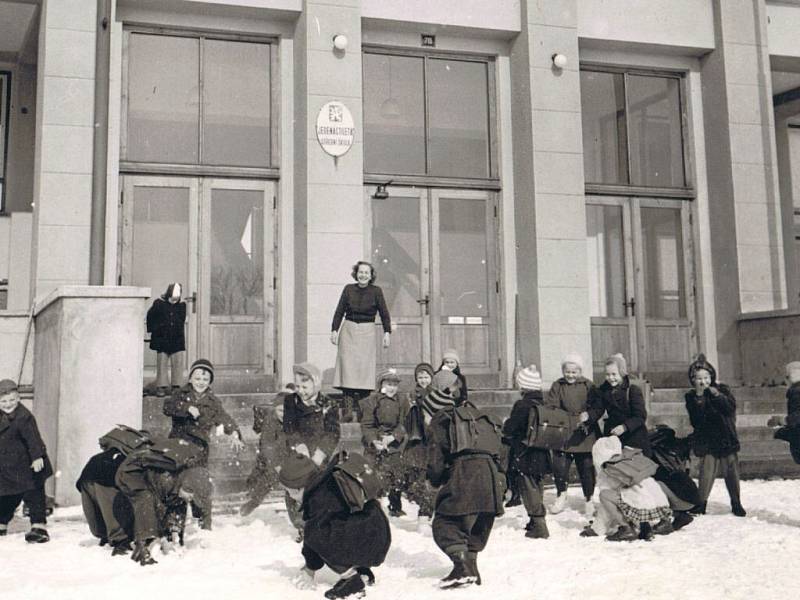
[146,283,187,397]
[0,379,53,543]
[547,353,597,518]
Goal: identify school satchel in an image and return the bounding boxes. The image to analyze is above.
[138,437,204,472]
[99,425,153,456]
[604,447,658,487]
[449,403,503,457]
[331,453,382,513]
[524,405,572,450]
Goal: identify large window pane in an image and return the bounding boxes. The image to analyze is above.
[586,204,626,317]
[127,34,199,163]
[371,195,421,317]
[581,71,628,184]
[641,207,686,318]
[628,75,685,187]
[203,40,271,167]
[438,197,489,316]
[210,189,264,316]
[364,53,426,174]
[428,59,490,178]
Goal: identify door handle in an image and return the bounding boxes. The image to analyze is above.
[185,291,197,314]
[623,297,636,317]
[416,294,430,315]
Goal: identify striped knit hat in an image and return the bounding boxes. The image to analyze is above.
[423,370,459,417]
[516,364,542,391]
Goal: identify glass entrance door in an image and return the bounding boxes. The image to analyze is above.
[121,176,275,388]
[587,196,696,385]
[368,186,501,387]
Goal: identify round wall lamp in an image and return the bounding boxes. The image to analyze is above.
[551,53,568,70]
[333,34,349,51]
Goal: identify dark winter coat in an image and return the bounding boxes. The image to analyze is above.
[146,297,186,354]
[163,385,241,450]
[426,405,506,517]
[302,461,391,569]
[282,392,340,460]
[787,383,800,428]
[402,386,430,469]
[76,448,127,490]
[685,384,740,458]
[360,392,408,455]
[588,377,651,456]
[0,404,53,495]
[502,391,552,477]
[546,377,599,453]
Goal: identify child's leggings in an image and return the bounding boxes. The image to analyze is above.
[552,451,596,499]
[698,452,741,504]
[0,487,47,525]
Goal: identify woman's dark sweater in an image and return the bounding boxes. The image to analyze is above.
[331,284,391,333]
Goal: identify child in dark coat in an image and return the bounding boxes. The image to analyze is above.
[546,353,597,518]
[401,363,436,519]
[685,354,745,517]
[163,358,245,466]
[0,379,53,543]
[502,365,552,539]
[436,348,468,401]
[116,438,213,565]
[146,283,187,397]
[76,447,134,554]
[280,453,391,600]
[587,353,651,456]
[360,368,408,516]
[427,370,505,588]
[772,361,800,464]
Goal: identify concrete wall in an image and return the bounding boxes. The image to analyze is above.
[0,312,33,385]
[0,213,33,310]
[29,0,97,301]
[739,310,800,384]
[577,0,715,51]
[33,286,149,505]
[362,0,521,34]
[767,1,800,60]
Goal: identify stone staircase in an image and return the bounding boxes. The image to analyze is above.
[141,385,800,499]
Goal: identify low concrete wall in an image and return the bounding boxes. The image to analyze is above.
[33,285,150,505]
[738,310,800,385]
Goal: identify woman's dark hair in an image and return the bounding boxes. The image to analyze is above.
[351,261,377,284]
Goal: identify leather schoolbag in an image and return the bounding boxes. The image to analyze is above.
[331,452,382,513]
[448,402,503,457]
[524,405,572,450]
[131,437,204,472]
[99,425,153,456]
[603,447,658,487]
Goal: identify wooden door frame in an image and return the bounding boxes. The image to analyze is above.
[200,178,276,376]
[586,195,639,371]
[430,187,501,383]
[119,175,201,371]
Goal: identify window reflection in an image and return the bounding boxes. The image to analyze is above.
[586,204,626,318]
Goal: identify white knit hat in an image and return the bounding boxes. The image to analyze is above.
[561,352,584,372]
[516,365,542,391]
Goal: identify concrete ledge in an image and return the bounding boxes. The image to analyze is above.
[33,285,150,316]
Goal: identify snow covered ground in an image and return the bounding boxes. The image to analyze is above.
[2,479,798,600]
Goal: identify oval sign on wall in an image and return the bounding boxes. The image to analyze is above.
[315,100,355,157]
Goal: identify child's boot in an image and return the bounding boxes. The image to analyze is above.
[324,572,366,599]
[605,524,637,542]
[131,539,157,566]
[440,550,477,589]
[551,492,567,514]
[689,501,706,515]
[672,510,694,530]
[0,524,7,537]
[465,551,481,585]
[639,522,654,541]
[388,490,405,517]
[731,502,747,517]
[653,518,674,536]
[525,516,550,539]
[25,526,49,543]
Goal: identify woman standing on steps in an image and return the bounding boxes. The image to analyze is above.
[331,261,392,421]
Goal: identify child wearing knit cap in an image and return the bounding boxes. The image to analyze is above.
[437,349,468,401]
[501,365,552,539]
[399,363,437,518]
[360,368,408,516]
[546,353,597,518]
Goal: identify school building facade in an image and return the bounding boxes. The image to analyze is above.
[2,0,800,499]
